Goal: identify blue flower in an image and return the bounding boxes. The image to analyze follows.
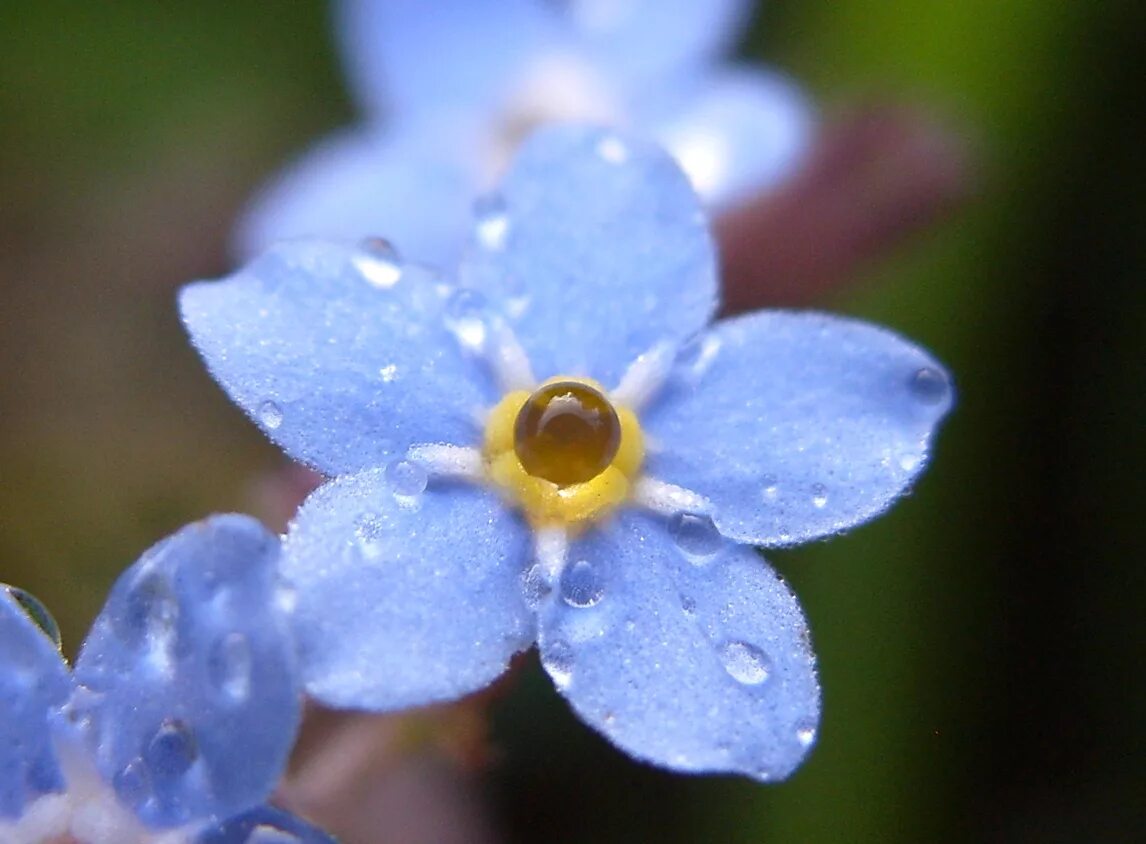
[0,516,335,843]
[236,0,810,267]
[182,126,953,782]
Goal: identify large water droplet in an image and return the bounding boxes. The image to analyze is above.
[811,484,828,509]
[795,719,817,747]
[257,400,284,431]
[544,639,575,689]
[561,560,604,609]
[473,194,510,251]
[668,513,722,562]
[2,584,62,649]
[520,563,552,610]
[112,757,152,809]
[208,632,252,702]
[354,238,403,289]
[908,367,949,404]
[445,288,490,351]
[117,572,179,648]
[386,459,428,499]
[143,719,199,781]
[719,641,772,685]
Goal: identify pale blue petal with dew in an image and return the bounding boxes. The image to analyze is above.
[196,804,338,844]
[644,66,814,208]
[234,124,478,267]
[643,311,955,547]
[68,515,300,829]
[283,469,535,710]
[461,125,717,386]
[0,590,70,820]
[181,240,496,477]
[537,510,819,781]
[564,0,753,92]
[335,0,557,118]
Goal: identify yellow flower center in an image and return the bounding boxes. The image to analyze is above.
[484,377,645,529]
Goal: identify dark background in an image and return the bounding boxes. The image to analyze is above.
[1,1,1143,841]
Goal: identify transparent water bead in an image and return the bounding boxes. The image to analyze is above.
[544,640,576,689]
[520,563,552,610]
[473,194,510,251]
[1,584,61,649]
[385,459,428,498]
[143,719,199,781]
[719,641,772,685]
[514,381,621,486]
[445,288,492,351]
[354,237,403,289]
[909,366,951,404]
[116,572,179,647]
[257,400,284,431]
[207,632,253,702]
[561,560,605,608]
[668,513,722,561]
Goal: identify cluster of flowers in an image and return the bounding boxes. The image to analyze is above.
[2,2,953,842]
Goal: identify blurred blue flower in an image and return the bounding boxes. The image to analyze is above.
[236,0,810,267]
[0,517,334,844]
[182,126,953,782]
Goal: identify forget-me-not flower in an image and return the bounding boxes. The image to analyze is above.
[236,0,810,267]
[0,516,334,844]
[182,125,953,781]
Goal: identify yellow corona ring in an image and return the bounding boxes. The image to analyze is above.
[484,377,645,528]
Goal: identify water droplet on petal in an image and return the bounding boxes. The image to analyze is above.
[473,194,510,251]
[208,632,252,702]
[908,367,950,404]
[386,459,428,499]
[379,363,398,383]
[811,484,828,508]
[112,757,152,808]
[544,639,575,689]
[2,584,62,649]
[445,288,491,351]
[680,595,697,618]
[257,400,283,431]
[668,513,723,562]
[675,334,722,383]
[719,641,772,685]
[761,476,779,500]
[796,720,817,747]
[899,452,922,472]
[520,563,552,610]
[116,572,179,649]
[143,719,198,781]
[354,238,403,289]
[561,560,604,608]
[246,825,302,844]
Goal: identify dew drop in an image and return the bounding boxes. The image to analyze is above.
[908,367,949,404]
[795,720,817,747]
[761,476,779,500]
[386,459,428,498]
[117,572,180,647]
[257,400,283,431]
[719,641,772,685]
[561,560,604,609]
[445,288,490,350]
[543,639,575,689]
[899,452,922,472]
[668,513,722,562]
[675,334,722,382]
[379,363,398,383]
[246,825,302,844]
[112,757,152,808]
[811,484,828,509]
[143,719,198,781]
[354,238,403,289]
[2,584,62,649]
[520,563,552,610]
[473,194,510,251]
[208,632,252,701]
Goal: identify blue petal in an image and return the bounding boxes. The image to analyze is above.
[644,311,955,546]
[234,125,477,268]
[180,240,495,477]
[566,0,753,89]
[538,510,819,781]
[195,804,337,844]
[69,516,300,828]
[462,125,717,385]
[644,67,814,207]
[283,469,534,710]
[0,590,70,820]
[335,0,556,118]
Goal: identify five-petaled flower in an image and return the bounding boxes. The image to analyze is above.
[236,0,810,268]
[0,517,334,844]
[182,125,953,782]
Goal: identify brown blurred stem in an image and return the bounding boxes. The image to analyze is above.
[717,103,973,313]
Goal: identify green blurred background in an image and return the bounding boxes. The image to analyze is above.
[1,1,1143,841]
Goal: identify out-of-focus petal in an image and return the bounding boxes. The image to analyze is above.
[180,240,495,477]
[565,0,753,90]
[0,590,69,820]
[195,804,337,844]
[646,67,813,207]
[70,516,300,829]
[537,511,819,780]
[462,125,717,386]
[644,311,954,546]
[335,0,556,118]
[234,125,477,268]
[283,469,534,710]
